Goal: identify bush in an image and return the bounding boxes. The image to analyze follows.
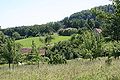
[58,28,78,36]
[0,58,6,64]
[46,50,67,64]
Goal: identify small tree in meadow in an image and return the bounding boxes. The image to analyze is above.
[79,30,104,60]
[0,31,6,64]
[2,38,21,69]
[26,40,41,67]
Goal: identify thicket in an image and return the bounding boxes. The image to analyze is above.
[58,28,78,36]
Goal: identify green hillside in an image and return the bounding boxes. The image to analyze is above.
[16,35,71,48]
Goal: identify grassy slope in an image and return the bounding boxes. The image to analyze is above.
[16,35,71,48]
[0,58,120,80]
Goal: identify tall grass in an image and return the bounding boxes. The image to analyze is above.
[0,58,120,80]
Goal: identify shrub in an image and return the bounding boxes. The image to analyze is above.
[46,50,67,64]
[58,28,78,36]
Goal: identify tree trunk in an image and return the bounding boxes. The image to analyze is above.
[9,63,11,69]
[38,62,39,68]
[12,62,15,69]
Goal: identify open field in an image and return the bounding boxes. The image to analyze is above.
[0,58,120,80]
[16,35,71,48]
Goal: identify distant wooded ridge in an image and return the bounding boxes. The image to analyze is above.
[0,4,113,39]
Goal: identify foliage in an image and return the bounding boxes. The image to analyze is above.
[46,50,67,64]
[44,34,54,45]
[92,0,120,41]
[102,41,120,59]
[12,32,21,40]
[1,22,63,38]
[0,31,6,64]
[0,1,120,66]
[0,32,23,68]
[1,38,22,68]
[58,28,78,36]
[25,40,41,65]
[49,40,81,60]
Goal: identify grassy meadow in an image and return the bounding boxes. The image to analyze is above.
[16,35,71,48]
[0,58,120,80]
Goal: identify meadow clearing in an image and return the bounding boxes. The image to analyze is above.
[16,35,71,48]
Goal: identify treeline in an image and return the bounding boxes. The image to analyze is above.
[0,22,63,39]
[0,4,114,39]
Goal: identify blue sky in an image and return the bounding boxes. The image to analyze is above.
[0,0,111,29]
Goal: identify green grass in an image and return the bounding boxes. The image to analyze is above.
[0,58,120,80]
[16,35,71,48]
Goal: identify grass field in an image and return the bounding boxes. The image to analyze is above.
[16,35,71,48]
[0,58,120,80]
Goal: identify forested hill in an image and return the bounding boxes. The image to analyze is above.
[61,4,113,28]
[0,4,113,39]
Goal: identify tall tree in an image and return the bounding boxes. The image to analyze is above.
[111,0,120,42]
[31,40,41,67]
[0,31,6,64]
[2,38,14,69]
[39,35,53,47]
[12,32,21,40]
[26,40,41,67]
[92,0,120,42]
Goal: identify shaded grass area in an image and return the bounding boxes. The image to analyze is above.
[16,35,71,48]
[0,58,120,80]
